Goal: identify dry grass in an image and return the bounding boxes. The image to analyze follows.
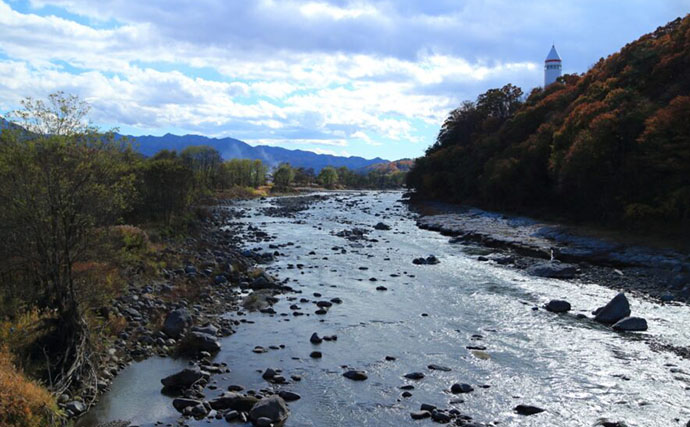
[0,346,59,426]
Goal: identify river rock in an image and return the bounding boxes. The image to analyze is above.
[374,222,391,230]
[431,410,451,423]
[209,392,259,411]
[514,404,545,416]
[594,293,631,324]
[527,262,577,279]
[249,395,290,425]
[612,316,648,331]
[186,331,221,353]
[410,410,431,420]
[343,370,368,381]
[404,372,425,380]
[310,332,322,344]
[545,299,571,313]
[173,398,201,412]
[161,367,204,389]
[451,383,474,394]
[162,308,192,339]
[251,272,280,290]
[278,390,301,401]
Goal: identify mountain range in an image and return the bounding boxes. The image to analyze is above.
[127,133,389,171]
[0,117,391,171]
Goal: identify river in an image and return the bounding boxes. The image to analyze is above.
[80,191,690,427]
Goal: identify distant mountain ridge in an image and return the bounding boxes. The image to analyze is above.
[127,133,389,171]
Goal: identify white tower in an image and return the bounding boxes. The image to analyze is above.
[544,44,562,87]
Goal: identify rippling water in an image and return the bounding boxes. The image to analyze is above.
[81,191,690,427]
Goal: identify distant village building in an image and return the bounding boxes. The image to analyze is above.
[544,44,562,87]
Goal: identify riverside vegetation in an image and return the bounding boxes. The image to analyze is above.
[407,15,690,235]
[0,93,407,425]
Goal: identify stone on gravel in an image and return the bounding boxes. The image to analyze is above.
[343,370,368,381]
[527,262,577,279]
[594,293,631,324]
[248,395,290,425]
[612,316,648,331]
[162,308,192,339]
[545,299,571,313]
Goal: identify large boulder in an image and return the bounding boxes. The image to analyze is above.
[185,331,221,353]
[594,293,631,324]
[248,395,290,425]
[527,262,577,279]
[161,367,204,389]
[162,308,192,339]
[612,316,648,331]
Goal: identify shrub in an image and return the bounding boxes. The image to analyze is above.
[0,347,59,426]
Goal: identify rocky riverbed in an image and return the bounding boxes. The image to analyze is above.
[80,191,690,427]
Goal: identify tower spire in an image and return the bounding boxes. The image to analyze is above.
[544,44,562,87]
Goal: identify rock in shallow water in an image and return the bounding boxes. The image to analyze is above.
[545,299,571,313]
[404,372,425,380]
[594,293,631,324]
[249,395,290,425]
[343,370,368,381]
[450,383,474,394]
[161,367,204,389]
[514,404,545,416]
[410,410,431,420]
[612,316,648,331]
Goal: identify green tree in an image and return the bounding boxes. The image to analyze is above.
[272,163,295,189]
[180,145,222,191]
[318,166,339,189]
[0,92,136,394]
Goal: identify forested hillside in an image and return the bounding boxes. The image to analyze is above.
[407,16,690,231]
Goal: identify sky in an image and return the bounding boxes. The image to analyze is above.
[0,1,688,160]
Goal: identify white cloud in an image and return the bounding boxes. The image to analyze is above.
[3,0,687,159]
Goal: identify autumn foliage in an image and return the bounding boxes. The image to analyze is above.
[407,15,690,230]
[0,347,58,426]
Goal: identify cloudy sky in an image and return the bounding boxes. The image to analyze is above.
[1,1,687,160]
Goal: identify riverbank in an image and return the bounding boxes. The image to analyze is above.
[66,205,297,423]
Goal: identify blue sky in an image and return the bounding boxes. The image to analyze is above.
[1,0,688,160]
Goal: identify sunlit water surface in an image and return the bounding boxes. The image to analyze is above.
[80,191,690,427]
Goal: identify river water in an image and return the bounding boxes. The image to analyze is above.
[81,191,690,427]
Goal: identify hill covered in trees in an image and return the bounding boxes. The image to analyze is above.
[407,16,690,232]
[129,133,387,172]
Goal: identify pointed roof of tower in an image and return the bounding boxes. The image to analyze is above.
[545,44,561,62]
